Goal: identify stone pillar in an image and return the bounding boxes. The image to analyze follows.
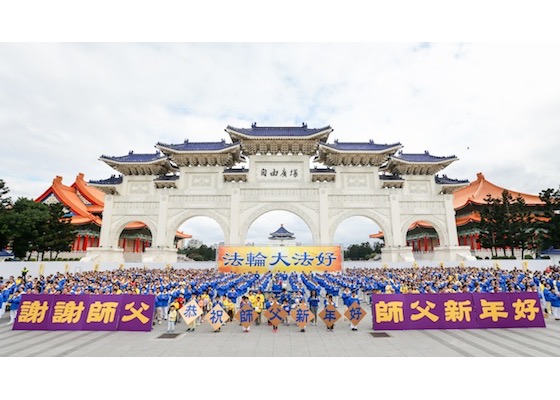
[381,194,414,262]
[143,192,177,263]
[318,186,329,244]
[83,194,125,263]
[229,187,240,245]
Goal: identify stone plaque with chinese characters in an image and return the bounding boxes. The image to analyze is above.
[263,301,287,327]
[205,304,229,331]
[235,303,258,328]
[344,302,366,327]
[290,303,314,329]
[256,164,303,181]
[319,304,342,328]
[179,299,203,325]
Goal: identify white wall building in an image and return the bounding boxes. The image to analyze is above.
[85,123,473,264]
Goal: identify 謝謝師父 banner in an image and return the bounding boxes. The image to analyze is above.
[13,294,155,331]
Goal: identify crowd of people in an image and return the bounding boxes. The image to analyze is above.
[2,264,560,327]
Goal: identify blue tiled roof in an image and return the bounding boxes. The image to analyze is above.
[541,247,560,255]
[100,151,166,163]
[89,175,123,185]
[379,174,404,181]
[435,174,469,185]
[310,168,336,173]
[154,174,179,181]
[392,150,456,163]
[156,140,238,152]
[0,250,14,257]
[270,225,294,236]
[322,140,401,152]
[224,168,249,173]
[227,123,331,138]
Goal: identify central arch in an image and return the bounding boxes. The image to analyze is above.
[238,203,319,245]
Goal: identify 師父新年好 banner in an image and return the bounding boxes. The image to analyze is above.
[12,294,155,331]
[371,292,546,330]
[217,246,342,273]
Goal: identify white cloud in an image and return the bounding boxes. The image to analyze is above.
[1,43,559,244]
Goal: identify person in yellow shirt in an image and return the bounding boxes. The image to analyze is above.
[248,290,257,307]
[251,291,264,325]
[223,296,235,322]
[167,305,178,333]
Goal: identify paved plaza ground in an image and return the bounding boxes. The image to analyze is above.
[2,305,560,357]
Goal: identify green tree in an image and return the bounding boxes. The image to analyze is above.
[479,193,506,257]
[479,190,537,258]
[178,243,216,261]
[5,198,50,259]
[510,194,535,258]
[344,242,378,260]
[36,203,76,260]
[0,179,12,249]
[538,187,560,252]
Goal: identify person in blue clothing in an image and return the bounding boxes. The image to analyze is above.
[549,287,560,320]
[7,288,23,325]
[0,283,7,321]
[324,294,337,331]
[227,286,238,307]
[308,290,320,326]
[282,298,291,326]
[346,291,361,331]
[154,289,166,325]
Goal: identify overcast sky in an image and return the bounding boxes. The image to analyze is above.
[1,4,559,247]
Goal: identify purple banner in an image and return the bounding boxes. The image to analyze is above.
[13,294,155,332]
[371,292,545,330]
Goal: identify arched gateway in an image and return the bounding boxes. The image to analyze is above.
[85,123,473,263]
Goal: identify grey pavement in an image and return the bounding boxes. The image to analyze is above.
[2,307,560,357]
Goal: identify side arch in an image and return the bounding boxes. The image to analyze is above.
[109,217,158,248]
[400,215,449,247]
[165,210,230,247]
[328,209,393,246]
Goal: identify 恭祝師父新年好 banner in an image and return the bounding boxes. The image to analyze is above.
[12,294,155,332]
[217,246,342,273]
[370,292,546,330]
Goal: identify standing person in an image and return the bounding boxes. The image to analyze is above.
[324,294,337,332]
[252,292,264,325]
[0,283,7,321]
[282,298,291,326]
[223,295,235,323]
[154,289,165,325]
[347,291,361,331]
[21,267,29,283]
[297,298,309,332]
[167,305,178,333]
[549,287,560,320]
[308,290,320,326]
[239,295,252,333]
[264,294,274,326]
[7,288,23,325]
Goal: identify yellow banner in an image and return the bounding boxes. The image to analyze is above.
[217,246,342,273]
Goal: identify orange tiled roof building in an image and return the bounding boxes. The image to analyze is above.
[35,173,191,255]
[371,172,545,255]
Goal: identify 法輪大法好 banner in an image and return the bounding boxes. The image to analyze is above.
[217,246,342,273]
[371,292,545,330]
[12,294,155,331]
